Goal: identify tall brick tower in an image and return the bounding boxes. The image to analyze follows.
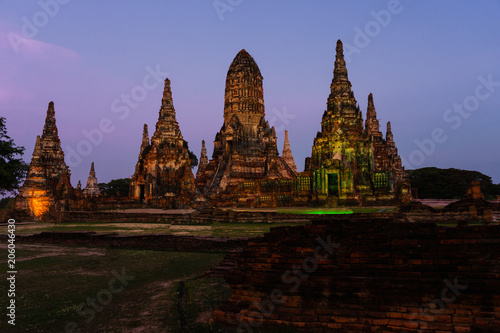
[15,102,74,218]
[129,78,196,208]
[196,50,295,201]
[309,40,404,204]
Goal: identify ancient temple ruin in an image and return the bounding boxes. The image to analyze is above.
[15,42,407,213]
[307,40,405,205]
[129,78,196,208]
[15,101,74,218]
[83,162,101,196]
[229,41,406,207]
[195,49,296,204]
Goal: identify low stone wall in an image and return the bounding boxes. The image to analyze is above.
[398,211,477,224]
[195,210,313,224]
[64,211,194,223]
[5,231,247,252]
[8,207,486,227]
[7,208,316,224]
[214,216,500,332]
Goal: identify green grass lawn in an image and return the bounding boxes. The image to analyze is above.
[277,207,399,215]
[0,244,299,333]
[0,244,227,333]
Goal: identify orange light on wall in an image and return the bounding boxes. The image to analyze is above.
[28,190,51,218]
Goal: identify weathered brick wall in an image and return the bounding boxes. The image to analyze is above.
[63,211,192,223]
[214,217,500,332]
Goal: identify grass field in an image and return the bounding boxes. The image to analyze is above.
[0,243,228,332]
[2,206,397,237]
[276,207,391,214]
[1,221,310,238]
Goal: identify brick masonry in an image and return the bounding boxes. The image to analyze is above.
[214,216,500,332]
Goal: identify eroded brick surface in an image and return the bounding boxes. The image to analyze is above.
[215,217,500,332]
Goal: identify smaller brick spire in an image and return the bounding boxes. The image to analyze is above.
[159,78,176,120]
[333,40,348,82]
[83,162,101,196]
[365,93,382,138]
[140,124,149,152]
[386,121,396,155]
[282,130,297,173]
[200,140,208,166]
[42,101,60,143]
[32,135,42,157]
[196,140,209,179]
[89,162,95,177]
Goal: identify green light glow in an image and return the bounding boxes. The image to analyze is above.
[277,209,353,215]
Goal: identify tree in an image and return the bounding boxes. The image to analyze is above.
[98,178,131,197]
[408,167,500,199]
[0,117,28,195]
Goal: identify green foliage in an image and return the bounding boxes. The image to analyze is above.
[408,167,500,199]
[184,139,199,167]
[98,178,131,197]
[491,183,500,198]
[0,196,14,209]
[0,117,28,195]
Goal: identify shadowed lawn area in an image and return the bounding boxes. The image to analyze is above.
[0,244,226,333]
[0,244,299,332]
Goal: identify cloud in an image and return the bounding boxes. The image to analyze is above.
[13,35,79,62]
[0,21,79,62]
[0,21,80,105]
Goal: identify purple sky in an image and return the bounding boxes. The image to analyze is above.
[1,1,499,186]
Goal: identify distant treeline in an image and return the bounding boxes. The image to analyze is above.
[98,178,130,197]
[408,167,500,199]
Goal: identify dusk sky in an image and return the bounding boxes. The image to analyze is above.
[1,1,499,186]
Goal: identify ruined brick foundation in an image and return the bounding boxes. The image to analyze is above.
[214,217,500,332]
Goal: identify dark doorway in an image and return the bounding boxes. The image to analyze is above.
[327,173,339,196]
[139,185,145,202]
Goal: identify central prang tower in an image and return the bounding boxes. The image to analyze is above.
[223,49,265,133]
[196,49,296,202]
